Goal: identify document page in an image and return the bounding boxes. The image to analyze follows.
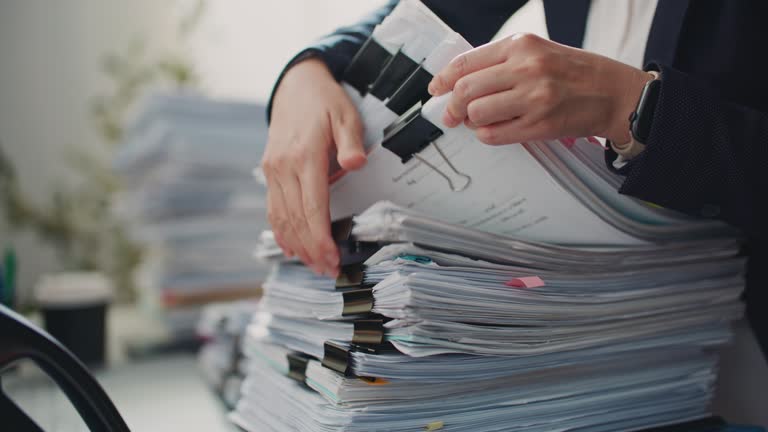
[330,94,641,246]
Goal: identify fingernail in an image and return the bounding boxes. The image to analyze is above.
[443,111,457,128]
[427,82,436,96]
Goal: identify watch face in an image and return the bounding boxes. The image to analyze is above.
[632,79,661,144]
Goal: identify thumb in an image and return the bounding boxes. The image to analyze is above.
[331,107,366,171]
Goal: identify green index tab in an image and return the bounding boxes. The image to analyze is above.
[397,254,433,265]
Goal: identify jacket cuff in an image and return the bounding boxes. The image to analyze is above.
[266,33,381,123]
[614,62,724,218]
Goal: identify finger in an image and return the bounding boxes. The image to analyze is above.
[428,39,509,96]
[267,192,289,255]
[298,152,339,276]
[268,181,305,260]
[464,88,527,127]
[476,117,554,146]
[443,63,519,128]
[271,175,316,271]
[273,230,290,256]
[273,185,311,265]
[266,189,293,257]
[278,171,327,275]
[332,105,367,171]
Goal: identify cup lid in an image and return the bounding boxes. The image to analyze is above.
[34,272,114,307]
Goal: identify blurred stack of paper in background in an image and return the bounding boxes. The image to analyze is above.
[114,93,268,338]
[232,1,746,431]
[197,300,258,408]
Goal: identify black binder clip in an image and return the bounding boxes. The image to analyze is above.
[286,352,312,384]
[331,217,355,243]
[335,263,369,290]
[342,36,393,96]
[382,102,472,192]
[352,318,385,345]
[322,341,391,376]
[386,65,433,115]
[336,241,379,267]
[369,49,420,101]
[331,217,382,266]
[322,341,352,375]
[342,288,374,316]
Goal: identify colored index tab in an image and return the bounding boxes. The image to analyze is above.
[397,254,433,265]
[425,421,444,431]
[359,376,390,385]
[559,137,577,148]
[506,276,545,288]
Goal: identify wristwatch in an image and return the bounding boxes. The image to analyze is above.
[610,71,661,160]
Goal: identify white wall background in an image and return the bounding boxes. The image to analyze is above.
[189,0,382,101]
[0,0,178,304]
[0,0,380,304]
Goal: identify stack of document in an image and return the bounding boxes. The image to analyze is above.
[232,1,745,430]
[197,300,258,408]
[233,203,744,431]
[114,92,268,338]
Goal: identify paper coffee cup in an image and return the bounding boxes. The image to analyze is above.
[34,272,114,367]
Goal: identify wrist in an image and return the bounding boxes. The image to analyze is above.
[282,57,333,87]
[269,51,333,122]
[603,67,656,144]
[275,58,335,107]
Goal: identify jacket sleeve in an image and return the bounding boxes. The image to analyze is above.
[607,63,768,240]
[266,1,399,122]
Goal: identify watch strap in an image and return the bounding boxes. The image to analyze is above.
[609,136,646,160]
[614,71,660,162]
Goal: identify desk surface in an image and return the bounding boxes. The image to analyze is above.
[4,353,236,432]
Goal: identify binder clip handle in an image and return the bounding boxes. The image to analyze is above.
[342,36,393,96]
[382,102,471,192]
[413,143,471,192]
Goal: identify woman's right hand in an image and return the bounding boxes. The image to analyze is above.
[262,58,367,277]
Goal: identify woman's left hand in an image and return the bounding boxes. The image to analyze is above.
[428,33,655,145]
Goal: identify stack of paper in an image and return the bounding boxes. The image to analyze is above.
[232,1,745,430]
[114,93,268,338]
[233,202,743,431]
[197,300,258,408]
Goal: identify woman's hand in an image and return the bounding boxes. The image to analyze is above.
[428,33,655,145]
[262,58,367,277]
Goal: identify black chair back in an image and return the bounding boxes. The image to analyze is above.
[0,304,129,431]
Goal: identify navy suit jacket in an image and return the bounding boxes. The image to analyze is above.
[269,0,768,359]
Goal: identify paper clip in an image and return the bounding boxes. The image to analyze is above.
[382,102,471,192]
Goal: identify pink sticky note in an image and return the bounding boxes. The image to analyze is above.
[506,276,545,288]
[559,137,576,148]
[586,136,601,146]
